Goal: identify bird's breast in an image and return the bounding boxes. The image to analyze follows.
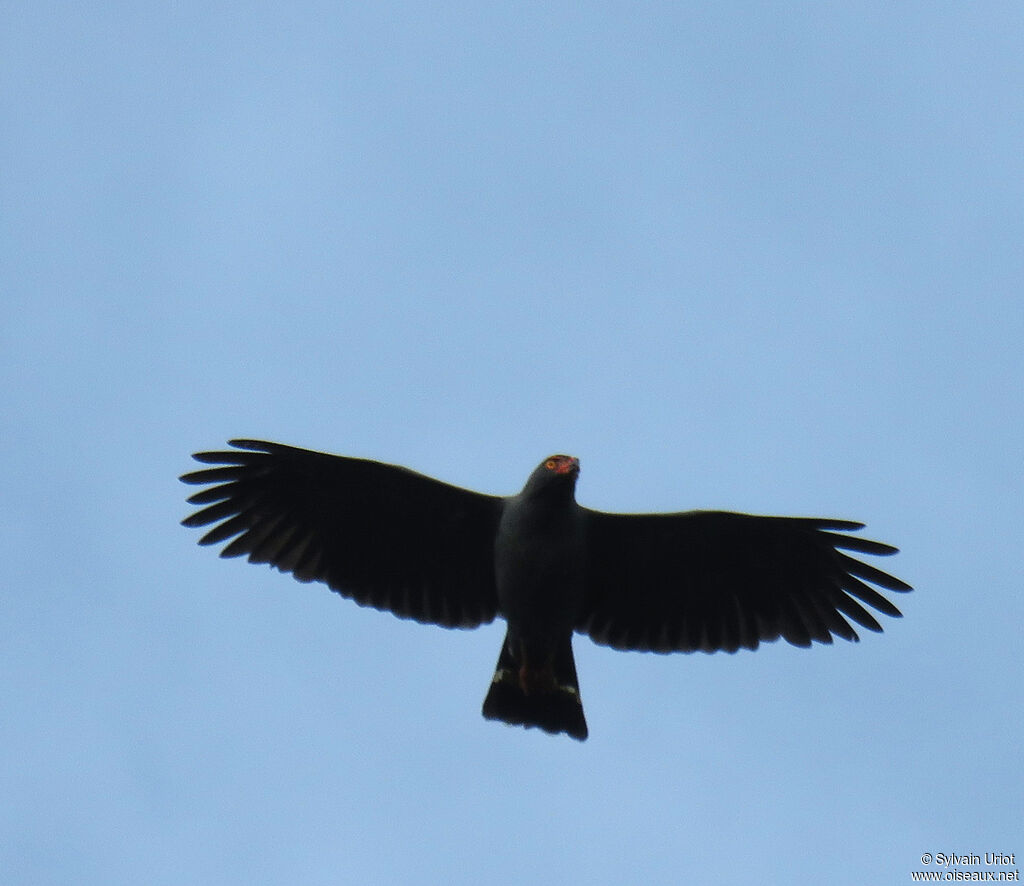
[493,497,586,634]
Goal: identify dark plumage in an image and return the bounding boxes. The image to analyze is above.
[181,440,912,741]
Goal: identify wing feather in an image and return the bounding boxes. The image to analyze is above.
[181,440,502,628]
[579,509,910,653]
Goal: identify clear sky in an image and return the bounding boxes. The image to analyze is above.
[3,2,1022,884]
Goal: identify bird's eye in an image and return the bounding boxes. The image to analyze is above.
[545,459,557,470]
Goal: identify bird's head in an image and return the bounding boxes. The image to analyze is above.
[521,454,580,499]
[542,455,580,477]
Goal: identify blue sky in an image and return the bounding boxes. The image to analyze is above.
[3,2,1022,883]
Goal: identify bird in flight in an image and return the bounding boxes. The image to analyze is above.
[181,440,911,741]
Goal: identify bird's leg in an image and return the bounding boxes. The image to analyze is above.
[517,640,559,696]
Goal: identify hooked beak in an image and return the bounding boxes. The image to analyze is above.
[556,456,580,476]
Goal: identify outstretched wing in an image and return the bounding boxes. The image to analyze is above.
[181,440,503,628]
[578,509,911,652]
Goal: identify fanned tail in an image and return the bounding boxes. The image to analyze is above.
[482,632,588,741]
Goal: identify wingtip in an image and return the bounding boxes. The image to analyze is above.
[187,451,230,466]
[226,438,274,451]
[813,518,866,531]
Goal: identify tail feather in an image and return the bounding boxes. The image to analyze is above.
[482,633,588,741]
